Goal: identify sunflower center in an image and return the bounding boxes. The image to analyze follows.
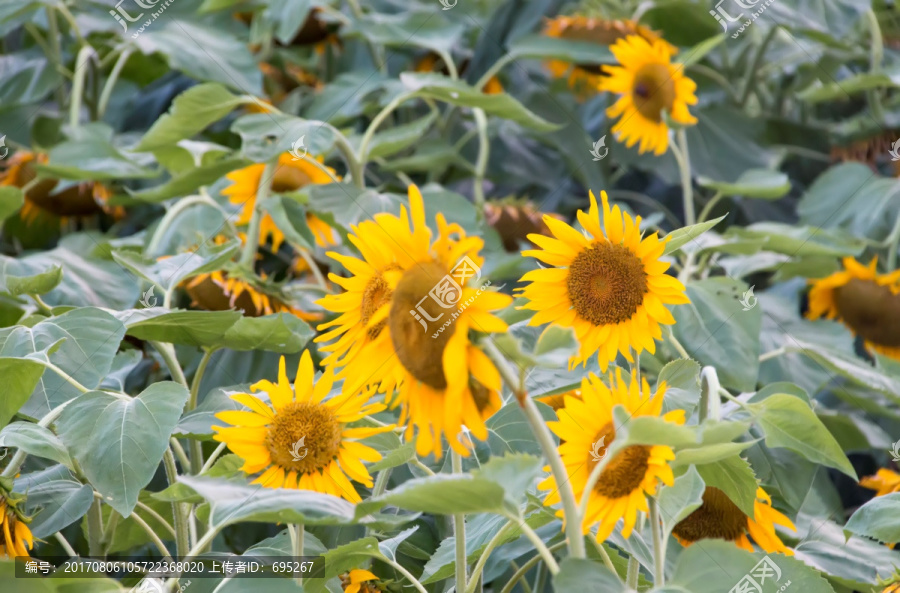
[265,401,342,473]
[388,261,455,390]
[361,265,400,340]
[567,242,648,326]
[631,63,676,123]
[672,487,748,543]
[833,278,900,348]
[272,166,314,192]
[588,422,651,498]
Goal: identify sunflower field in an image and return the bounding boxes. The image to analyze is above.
[2,0,900,591]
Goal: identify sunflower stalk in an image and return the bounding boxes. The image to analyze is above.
[69,45,96,129]
[649,496,665,585]
[699,366,721,422]
[452,450,468,590]
[290,523,304,585]
[473,108,489,211]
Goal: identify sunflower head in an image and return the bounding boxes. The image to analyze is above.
[185,270,321,321]
[672,486,796,555]
[0,484,34,558]
[807,257,900,361]
[484,199,562,252]
[341,569,381,593]
[861,468,900,497]
[212,352,394,502]
[539,368,684,542]
[598,34,697,155]
[317,185,512,458]
[519,190,688,370]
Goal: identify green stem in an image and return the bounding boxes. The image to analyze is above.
[472,109,489,211]
[200,442,227,473]
[163,449,190,557]
[665,327,692,360]
[650,497,665,585]
[452,451,468,591]
[151,341,188,387]
[372,467,392,497]
[170,438,191,470]
[499,542,567,593]
[588,538,620,576]
[758,346,787,362]
[465,520,516,593]
[739,25,780,108]
[291,524,305,585]
[697,191,724,224]
[512,519,560,575]
[376,555,428,593]
[87,498,104,557]
[31,294,53,315]
[699,366,721,422]
[1,399,76,478]
[332,132,366,189]
[188,348,216,473]
[864,9,886,122]
[55,3,85,46]
[136,500,177,538]
[146,195,236,257]
[436,49,458,79]
[357,92,415,168]
[54,532,78,557]
[69,45,95,129]
[239,160,277,269]
[672,128,695,226]
[46,8,67,107]
[475,54,515,91]
[98,49,132,119]
[626,556,640,588]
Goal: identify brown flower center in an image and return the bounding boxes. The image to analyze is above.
[588,422,651,498]
[272,165,314,192]
[833,278,900,348]
[388,262,455,390]
[361,265,400,340]
[567,242,648,326]
[631,63,675,123]
[672,487,749,543]
[265,401,342,473]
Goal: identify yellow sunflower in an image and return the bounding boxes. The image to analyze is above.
[861,468,900,497]
[185,270,321,322]
[539,369,683,542]
[0,488,34,558]
[537,388,581,412]
[223,153,335,251]
[307,211,338,247]
[543,16,674,97]
[598,35,697,155]
[672,487,796,555]
[807,257,900,361]
[519,190,688,370]
[212,352,394,502]
[483,199,562,252]
[885,584,900,593]
[316,185,512,458]
[341,569,381,593]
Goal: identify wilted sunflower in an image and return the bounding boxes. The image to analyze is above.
[0,485,34,558]
[598,35,697,155]
[317,185,512,458]
[223,153,335,251]
[861,468,900,497]
[519,190,688,370]
[807,257,900,361]
[341,569,381,593]
[185,270,321,322]
[483,200,562,252]
[543,16,674,97]
[539,368,684,542]
[672,487,796,555]
[213,352,393,502]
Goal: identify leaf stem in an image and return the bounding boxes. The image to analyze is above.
[649,497,665,585]
[499,542,566,593]
[511,519,560,575]
[699,366,721,422]
[472,109,489,211]
[163,449,190,557]
[452,450,468,591]
[239,159,278,269]
[151,341,188,387]
[98,49,132,118]
[69,45,96,129]
[377,555,429,593]
[465,520,516,593]
[358,92,416,168]
[697,191,724,224]
[146,194,238,258]
[87,497,104,557]
[671,128,695,226]
[200,442,228,474]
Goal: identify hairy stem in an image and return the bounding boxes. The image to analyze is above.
[452,451,468,590]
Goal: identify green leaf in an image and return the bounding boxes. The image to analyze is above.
[747,393,856,478]
[97,491,175,554]
[725,222,866,257]
[231,112,337,163]
[263,0,318,44]
[505,34,615,64]
[302,538,380,593]
[175,384,245,440]
[672,441,754,466]
[56,382,189,516]
[129,156,250,202]
[222,314,313,353]
[552,558,629,593]
[137,83,247,151]
[5,265,63,296]
[360,111,439,159]
[261,197,317,251]
[0,421,71,468]
[124,309,243,347]
[347,11,465,54]
[678,33,726,67]
[485,400,556,458]
[798,73,896,103]
[792,340,900,400]
[305,183,405,232]
[177,475,356,527]
[153,454,244,502]
[663,216,726,255]
[39,135,156,181]
[671,277,762,392]
[658,466,705,537]
[400,73,560,132]
[695,456,757,517]
[15,465,93,539]
[0,186,25,224]
[0,358,45,427]
[844,492,900,544]
[112,240,239,292]
[656,358,701,415]
[697,169,791,199]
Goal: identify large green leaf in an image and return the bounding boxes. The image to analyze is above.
[658,466,705,536]
[39,124,156,180]
[15,465,93,539]
[0,358,46,428]
[0,186,25,224]
[112,241,239,290]
[697,169,791,200]
[124,309,243,347]
[506,34,614,64]
[663,216,726,255]
[0,421,71,468]
[724,222,867,257]
[231,112,337,162]
[0,51,60,107]
[129,156,250,202]
[347,11,465,53]
[694,455,757,517]
[56,382,189,516]
[5,265,63,296]
[552,558,628,593]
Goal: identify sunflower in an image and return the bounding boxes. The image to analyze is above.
[0,485,34,558]
[537,388,581,412]
[483,199,562,252]
[885,584,900,593]
[223,153,335,252]
[598,35,697,155]
[807,257,900,361]
[1,150,116,224]
[861,468,900,497]
[542,16,674,97]
[518,190,688,370]
[185,270,321,322]
[212,352,393,502]
[307,212,338,247]
[316,185,512,458]
[539,368,684,542]
[341,569,381,593]
[672,487,796,555]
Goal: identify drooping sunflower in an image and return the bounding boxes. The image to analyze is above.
[0,484,34,558]
[316,185,512,458]
[672,487,796,555]
[539,368,684,542]
[598,35,697,155]
[483,199,562,252]
[341,569,381,593]
[185,270,321,322]
[519,190,688,370]
[861,468,900,497]
[543,16,674,97]
[807,257,900,361]
[223,153,336,251]
[212,352,393,502]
